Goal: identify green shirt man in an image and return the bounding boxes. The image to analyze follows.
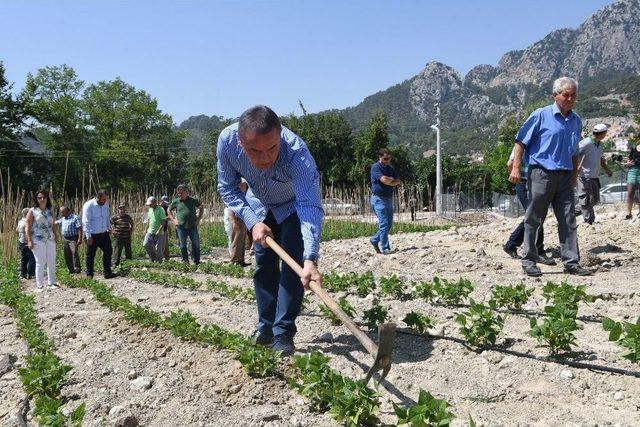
[167,191,203,228]
[147,205,167,235]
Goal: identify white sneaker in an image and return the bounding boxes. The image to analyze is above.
[48,284,59,290]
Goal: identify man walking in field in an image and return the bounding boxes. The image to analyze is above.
[217,105,323,356]
[509,77,591,277]
[576,123,613,225]
[370,148,400,254]
[82,189,115,279]
[167,184,203,265]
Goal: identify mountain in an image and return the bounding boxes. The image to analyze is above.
[174,114,226,154]
[338,0,640,155]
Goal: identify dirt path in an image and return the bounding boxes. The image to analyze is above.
[0,304,27,427]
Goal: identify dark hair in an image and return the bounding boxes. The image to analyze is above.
[33,190,52,210]
[379,148,391,157]
[238,105,281,140]
[96,188,109,197]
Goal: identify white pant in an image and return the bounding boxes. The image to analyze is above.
[32,239,56,287]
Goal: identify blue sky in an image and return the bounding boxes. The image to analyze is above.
[1,0,613,123]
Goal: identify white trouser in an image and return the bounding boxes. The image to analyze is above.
[32,239,56,287]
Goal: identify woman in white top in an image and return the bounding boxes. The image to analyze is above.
[25,190,59,290]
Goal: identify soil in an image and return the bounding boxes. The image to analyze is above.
[2,204,640,426]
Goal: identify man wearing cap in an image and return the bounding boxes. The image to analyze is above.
[217,105,323,356]
[576,123,613,225]
[509,77,591,277]
[143,196,167,263]
[111,204,134,266]
[56,206,83,274]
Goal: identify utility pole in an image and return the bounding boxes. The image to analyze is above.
[430,103,442,216]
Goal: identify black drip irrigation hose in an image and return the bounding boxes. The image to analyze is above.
[16,397,29,427]
[396,329,640,379]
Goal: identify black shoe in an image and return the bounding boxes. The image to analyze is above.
[86,274,94,279]
[503,244,520,259]
[536,254,557,266]
[370,240,381,254]
[563,265,592,276]
[625,214,632,220]
[574,210,582,217]
[103,272,116,279]
[252,330,274,346]
[271,334,295,356]
[523,265,542,277]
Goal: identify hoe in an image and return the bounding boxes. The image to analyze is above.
[266,236,396,383]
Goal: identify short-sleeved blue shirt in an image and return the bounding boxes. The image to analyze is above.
[516,102,582,171]
[370,162,397,198]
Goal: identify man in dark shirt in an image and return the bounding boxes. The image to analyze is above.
[110,204,134,267]
[167,184,204,265]
[370,148,401,254]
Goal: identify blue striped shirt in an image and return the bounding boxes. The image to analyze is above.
[216,123,323,259]
[56,213,82,237]
[82,198,111,238]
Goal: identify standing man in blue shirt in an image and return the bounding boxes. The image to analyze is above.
[82,189,115,279]
[576,123,612,224]
[509,77,591,277]
[370,148,400,254]
[217,105,323,356]
[56,206,83,274]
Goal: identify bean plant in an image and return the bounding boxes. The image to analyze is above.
[603,317,640,363]
[380,274,405,299]
[542,281,593,310]
[455,299,505,347]
[529,304,579,353]
[489,283,533,310]
[393,388,455,427]
[362,299,389,329]
[320,297,356,325]
[433,276,474,306]
[403,311,436,335]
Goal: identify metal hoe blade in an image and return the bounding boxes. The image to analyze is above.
[364,322,396,384]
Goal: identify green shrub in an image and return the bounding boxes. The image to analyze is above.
[393,388,455,426]
[403,311,436,335]
[603,317,640,363]
[455,300,505,347]
[489,283,533,310]
[362,300,389,329]
[379,274,405,299]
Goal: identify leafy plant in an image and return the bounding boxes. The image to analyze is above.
[433,276,474,306]
[323,271,376,296]
[163,310,203,341]
[412,281,436,302]
[542,281,593,310]
[393,388,455,426]
[235,344,279,377]
[292,352,380,426]
[320,297,356,325]
[603,317,640,363]
[489,283,533,310]
[355,272,376,297]
[380,274,405,299]
[455,299,505,347]
[529,304,579,353]
[403,311,436,335]
[362,300,388,329]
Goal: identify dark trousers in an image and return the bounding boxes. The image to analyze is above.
[522,167,579,268]
[18,241,35,278]
[113,235,132,266]
[505,181,544,253]
[62,235,82,273]
[254,211,304,337]
[176,226,200,264]
[86,232,113,276]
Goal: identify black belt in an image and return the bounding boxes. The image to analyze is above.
[64,234,78,239]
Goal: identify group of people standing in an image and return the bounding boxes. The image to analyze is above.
[16,185,204,290]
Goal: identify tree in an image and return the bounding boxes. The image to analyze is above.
[350,110,389,184]
[21,65,87,193]
[0,61,49,190]
[82,78,186,190]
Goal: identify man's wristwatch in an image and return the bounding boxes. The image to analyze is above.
[304,256,318,266]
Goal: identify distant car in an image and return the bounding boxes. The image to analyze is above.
[600,183,627,204]
[322,198,359,215]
